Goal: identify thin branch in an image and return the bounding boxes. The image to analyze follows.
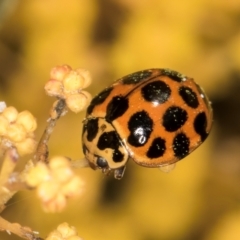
[0,149,18,212]
[0,216,43,240]
[34,99,67,163]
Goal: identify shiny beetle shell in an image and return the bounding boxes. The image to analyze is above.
[82,69,213,179]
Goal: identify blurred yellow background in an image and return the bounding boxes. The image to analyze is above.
[0,0,240,239]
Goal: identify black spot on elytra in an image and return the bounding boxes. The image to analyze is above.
[162,69,186,82]
[122,70,152,84]
[162,106,188,132]
[141,80,171,104]
[128,111,153,147]
[86,118,99,142]
[147,137,166,158]
[179,86,199,108]
[173,133,190,159]
[106,96,129,122]
[194,112,208,141]
[87,87,113,115]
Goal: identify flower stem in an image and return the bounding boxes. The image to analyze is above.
[34,99,67,163]
[0,216,43,240]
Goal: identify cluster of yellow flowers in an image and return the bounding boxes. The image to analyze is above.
[0,105,37,156]
[46,222,83,240]
[0,65,91,239]
[25,156,84,212]
[45,65,92,113]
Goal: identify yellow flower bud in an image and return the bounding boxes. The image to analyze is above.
[50,65,72,82]
[57,223,78,238]
[0,115,9,135]
[28,155,85,212]
[63,71,84,93]
[46,232,61,240]
[7,123,27,142]
[43,193,66,213]
[38,181,59,202]
[45,79,63,97]
[16,111,37,133]
[49,157,72,183]
[46,223,83,240]
[53,167,73,183]
[25,162,50,187]
[2,106,18,123]
[61,176,84,197]
[76,68,92,89]
[65,91,92,113]
[15,137,37,155]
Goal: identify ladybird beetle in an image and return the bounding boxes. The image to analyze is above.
[82,69,213,179]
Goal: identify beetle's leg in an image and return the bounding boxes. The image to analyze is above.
[114,166,126,180]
